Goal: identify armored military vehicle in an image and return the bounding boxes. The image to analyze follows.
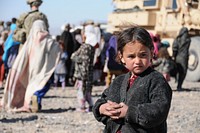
[107,0,200,82]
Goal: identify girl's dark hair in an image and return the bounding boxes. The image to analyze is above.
[117,26,154,54]
[115,26,154,63]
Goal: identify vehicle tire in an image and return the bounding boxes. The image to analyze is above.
[185,36,200,82]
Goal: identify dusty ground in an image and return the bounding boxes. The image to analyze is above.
[0,78,200,133]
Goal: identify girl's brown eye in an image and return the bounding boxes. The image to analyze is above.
[139,53,148,58]
[128,55,135,59]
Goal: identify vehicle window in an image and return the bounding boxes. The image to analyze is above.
[143,0,156,7]
[172,0,178,10]
[166,0,178,10]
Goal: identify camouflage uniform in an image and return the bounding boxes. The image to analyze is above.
[71,43,95,110]
[71,43,95,92]
[13,10,49,44]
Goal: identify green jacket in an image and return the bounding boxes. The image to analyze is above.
[13,9,49,44]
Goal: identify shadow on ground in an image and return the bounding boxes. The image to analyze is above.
[0,115,38,123]
[173,87,200,92]
[40,107,76,113]
[44,95,76,99]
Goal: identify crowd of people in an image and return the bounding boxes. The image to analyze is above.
[0,0,191,132]
[0,0,130,113]
[0,0,60,113]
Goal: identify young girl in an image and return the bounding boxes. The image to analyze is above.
[54,36,68,90]
[93,26,172,133]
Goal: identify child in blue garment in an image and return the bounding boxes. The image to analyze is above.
[93,26,172,133]
[54,37,68,90]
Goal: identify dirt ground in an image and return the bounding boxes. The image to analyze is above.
[0,78,200,133]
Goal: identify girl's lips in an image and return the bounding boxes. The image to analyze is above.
[134,65,142,69]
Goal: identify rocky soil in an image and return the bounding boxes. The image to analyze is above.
[0,78,200,133]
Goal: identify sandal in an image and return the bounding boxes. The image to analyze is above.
[30,95,39,113]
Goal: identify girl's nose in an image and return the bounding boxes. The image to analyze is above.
[135,56,141,64]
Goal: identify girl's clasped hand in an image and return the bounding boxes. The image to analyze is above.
[99,100,128,119]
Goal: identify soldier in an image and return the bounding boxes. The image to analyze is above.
[13,0,49,44]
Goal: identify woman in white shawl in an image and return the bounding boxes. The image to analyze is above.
[0,20,61,112]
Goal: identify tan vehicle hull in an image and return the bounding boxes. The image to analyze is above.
[107,0,200,82]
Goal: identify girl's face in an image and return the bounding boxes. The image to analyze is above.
[120,41,153,75]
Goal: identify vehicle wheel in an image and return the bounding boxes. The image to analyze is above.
[185,36,200,82]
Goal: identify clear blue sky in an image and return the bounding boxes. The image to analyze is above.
[0,0,114,35]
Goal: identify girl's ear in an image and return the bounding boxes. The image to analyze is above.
[150,49,157,64]
[119,52,126,65]
[121,57,125,64]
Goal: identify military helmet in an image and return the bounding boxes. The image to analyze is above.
[27,0,43,5]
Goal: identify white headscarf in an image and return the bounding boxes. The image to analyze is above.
[84,25,98,47]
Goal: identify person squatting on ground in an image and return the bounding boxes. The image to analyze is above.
[93,26,172,133]
[71,25,97,112]
[172,27,191,91]
[0,20,61,113]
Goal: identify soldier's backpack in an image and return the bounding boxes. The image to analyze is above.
[13,12,29,44]
[13,11,48,44]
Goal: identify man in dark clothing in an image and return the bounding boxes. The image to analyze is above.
[172,27,191,91]
[61,24,75,85]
